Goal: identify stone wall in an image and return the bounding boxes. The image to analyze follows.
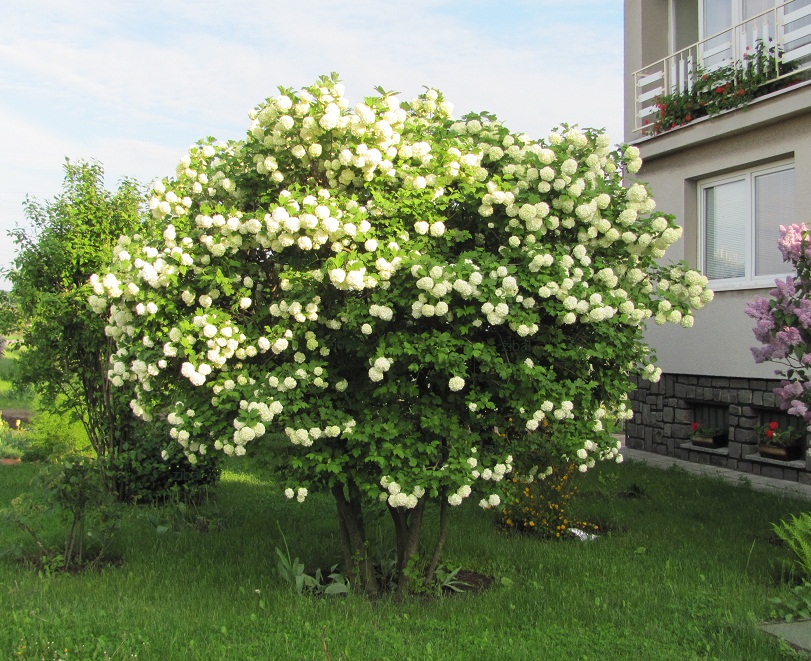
[626,374,811,483]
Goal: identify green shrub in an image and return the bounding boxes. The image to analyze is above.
[0,353,35,407]
[769,581,811,622]
[110,419,221,504]
[22,411,89,462]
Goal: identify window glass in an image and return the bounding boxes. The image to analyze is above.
[704,179,747,279]
[704,0,733,36]
[700,164,795,286]
[744,0,774,19]
[702,0,735,68]
[674,0,700,51]
[755,168,795,275]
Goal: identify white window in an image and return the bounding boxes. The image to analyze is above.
[699,161,795,288]
[699,0,777,68]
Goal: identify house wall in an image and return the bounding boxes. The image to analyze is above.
[634,89,811,377]
[623,0,811,480]
[626,373,811,483]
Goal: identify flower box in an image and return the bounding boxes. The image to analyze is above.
[689,422,727,449]
[755,421,804,460]
[757,443,804,461]
[691,434,728,449]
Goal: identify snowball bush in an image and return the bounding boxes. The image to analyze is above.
[91,73,712,593]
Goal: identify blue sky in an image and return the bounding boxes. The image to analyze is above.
[0,1,623,288]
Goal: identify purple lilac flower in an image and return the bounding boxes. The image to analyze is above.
[778,223,809,264]
[773,277,797,313]
[751,346,776,363]
[795,299,811,328]
[775,380,805,410]
[752,318,776,344]
[788,399,810,418]
[777,326,803,347]
[769,335,791,359]
[745,296,771,321]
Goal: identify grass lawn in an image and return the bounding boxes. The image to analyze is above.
[0,457,808,660]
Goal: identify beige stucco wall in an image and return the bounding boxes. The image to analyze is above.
[632,88,811,377]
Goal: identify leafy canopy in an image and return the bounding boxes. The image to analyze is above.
[5,160,142,458]
[91,73,712,510]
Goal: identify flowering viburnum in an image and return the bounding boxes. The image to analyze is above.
[747,223,811,430]
[91,73,711,596]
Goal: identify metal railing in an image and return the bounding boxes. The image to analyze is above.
[633,0,811,133]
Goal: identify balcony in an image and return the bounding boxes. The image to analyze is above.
[632,0,811,135]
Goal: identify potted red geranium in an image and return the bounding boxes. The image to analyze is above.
[756,421,804,461]
[690,421,727,448]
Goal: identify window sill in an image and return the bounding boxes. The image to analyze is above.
[708,276,791,293]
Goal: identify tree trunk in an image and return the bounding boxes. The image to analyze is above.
[335,497,354,583]
[391,500,427,598]
[390,505,408,573]
[424,494,449,587]
[331,483,380,596]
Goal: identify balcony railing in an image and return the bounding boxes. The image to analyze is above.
[633,0,811,134]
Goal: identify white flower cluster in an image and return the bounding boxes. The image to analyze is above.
[283,421,349,447]
[368,356,392,382]
[525,400,574,430]
[478,494,502,509]
[164,405,206,461]
[409,262,488,320]
[284,487,309,503]
[369,304,394,321]
[380,476,424,509]
[447,483,473,506]
[469,454,513,483]
[448,376,465,392]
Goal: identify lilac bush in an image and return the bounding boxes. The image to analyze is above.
[746,223,811,426]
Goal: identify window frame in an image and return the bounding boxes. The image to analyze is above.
[697,160,795,291]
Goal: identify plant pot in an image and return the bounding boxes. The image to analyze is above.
[691,434,727,449]
[757,443,804,461]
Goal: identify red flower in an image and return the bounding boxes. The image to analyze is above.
[685,115,692,122]
[769,421,779,431]
[766,429,774,439]
[691,422,700,431]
